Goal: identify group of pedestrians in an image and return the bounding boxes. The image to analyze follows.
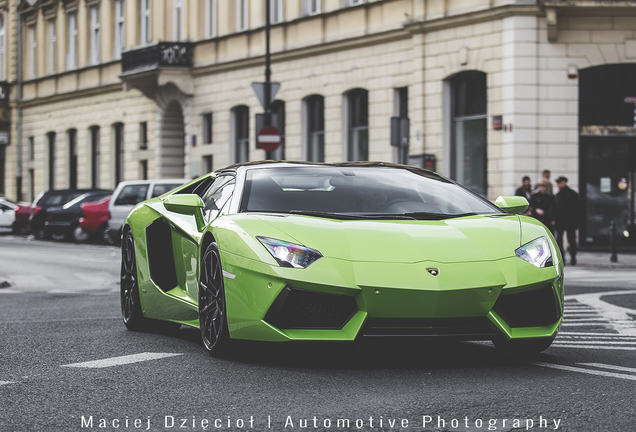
[515,169,580,265]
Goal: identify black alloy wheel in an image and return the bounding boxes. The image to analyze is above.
[199,242,231,356]
[121,230,145,330]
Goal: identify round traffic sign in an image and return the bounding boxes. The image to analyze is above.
[257,126,282,152]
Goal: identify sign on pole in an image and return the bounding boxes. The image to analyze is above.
[257,125,282,152]
[252,82,281,110]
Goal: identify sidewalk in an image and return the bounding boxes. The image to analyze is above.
[572,251,636,269]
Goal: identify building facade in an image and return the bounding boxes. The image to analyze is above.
[1,0,636,247]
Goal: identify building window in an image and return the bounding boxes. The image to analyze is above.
[346,89,369,161]
[393,87,409,164]
[48,20,56,74]
[202,113,212,144]
[29,25,36,79]
[89,5,100,65]
[114,0,125,59]
[139,121,147,149]
[267,100,285,160]
[346,0,365,6]
[305,95,324,162]
[205,0,216,38]
[0,14,5,80]
[66,12,77,70]
[140,0,151,46]
[114,123,124,185]
[202,155,213,173]
[174,0,183,41]
[68,129,77,189]
[90,126,100,189]
[47,132,56,190]
[270,0,283,24]
[450,71,487,196]
[140,160,148,180]
[304,0,321,15]
[29,136,35,161]
[232,105,249,163]
[236,0,248,31]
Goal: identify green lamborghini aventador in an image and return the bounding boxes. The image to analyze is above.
[120,162,564,356]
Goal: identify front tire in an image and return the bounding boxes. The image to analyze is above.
[199,242,232,356]
[121,230,146,330]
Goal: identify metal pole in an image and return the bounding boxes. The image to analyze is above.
[16,10,23,201]
[610,220,618,263]
[264,0,271,120]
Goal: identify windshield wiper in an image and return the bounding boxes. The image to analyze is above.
[289,210,416,220]
[400,212,477,220]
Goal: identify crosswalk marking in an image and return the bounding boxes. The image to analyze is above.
[62,352,183,369]
[532,362,636,381]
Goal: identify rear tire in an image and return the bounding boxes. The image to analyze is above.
[121,230,146,330]
[99,224,115,245]
[199,242,232,357]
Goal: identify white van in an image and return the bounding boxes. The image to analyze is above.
[108,179,187,242]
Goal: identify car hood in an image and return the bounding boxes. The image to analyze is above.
[251,214,522,264]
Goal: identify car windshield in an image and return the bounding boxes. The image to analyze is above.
[240,166,501,219]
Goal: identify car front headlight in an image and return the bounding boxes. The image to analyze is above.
[257,236,323,269]
[516,237,553,268]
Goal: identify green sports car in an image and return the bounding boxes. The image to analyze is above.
[120,161,564,356]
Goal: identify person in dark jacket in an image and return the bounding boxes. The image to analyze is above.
[528,179,555,227]
[554,176,580,265]
[515,176,532,201]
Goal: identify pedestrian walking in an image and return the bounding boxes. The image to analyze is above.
[528,179,555,227]
[515,176,532,201]
[554,176,580,265]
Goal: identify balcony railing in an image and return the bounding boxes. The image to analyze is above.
[121,42,194,75]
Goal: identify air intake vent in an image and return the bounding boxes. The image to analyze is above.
[361,317,499,339]
[265,287,357,330]
[493,285,560,328]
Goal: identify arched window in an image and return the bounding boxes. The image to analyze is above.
[68,129,77,189]
[450,71,487,196]
[232,105,249,163]
[304,95,324,162]
[346,88,368,161]
[90,126,100,189]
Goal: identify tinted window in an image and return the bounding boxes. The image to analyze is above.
[241,166,500,218]
[202,176,235,221]
[115,184,149,206]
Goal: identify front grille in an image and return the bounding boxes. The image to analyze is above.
[493,285,560,328]
[264,287,357,330]
[360,317,499,339]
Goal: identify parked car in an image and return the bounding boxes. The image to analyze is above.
[120,161,563,357]
[108,179,186,243]
[45,191,113,242]
[79,196,113,244]
[0,197,30,233]
[30,189,107,239]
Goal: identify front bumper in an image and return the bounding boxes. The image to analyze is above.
[221,252,564,343]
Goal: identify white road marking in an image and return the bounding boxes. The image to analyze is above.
[532,362,636,381]
[0,381,15,386]
[62,352,183,368]
[579,363,636,374]
[550,345,636,350]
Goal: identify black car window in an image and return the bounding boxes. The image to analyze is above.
[202,176,235,221]
[115,184,149,206]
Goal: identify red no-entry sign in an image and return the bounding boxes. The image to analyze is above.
[257,126,282,152]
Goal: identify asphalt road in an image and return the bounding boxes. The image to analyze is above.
[1,234,635,432]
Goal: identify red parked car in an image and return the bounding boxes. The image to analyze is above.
[79,196,114,244]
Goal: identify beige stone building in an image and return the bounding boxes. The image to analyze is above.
[1,0,636,247]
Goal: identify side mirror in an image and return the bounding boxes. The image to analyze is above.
[163,194,204,215]
[495,196,529,214]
